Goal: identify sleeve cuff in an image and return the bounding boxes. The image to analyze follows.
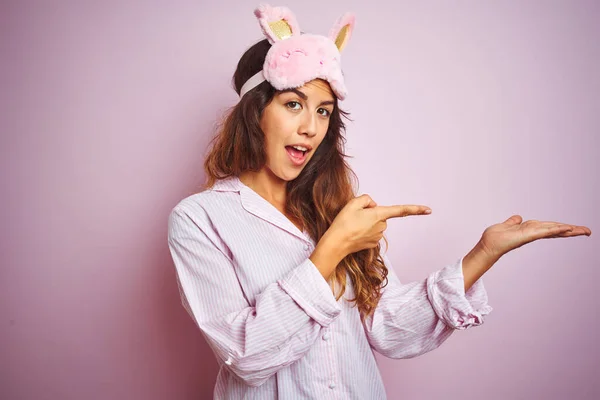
[426,257,493,330]
[278,258,342,327]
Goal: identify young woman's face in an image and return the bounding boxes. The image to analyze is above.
[260,79,335,182]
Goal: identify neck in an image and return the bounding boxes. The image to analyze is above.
[239,169,288,209]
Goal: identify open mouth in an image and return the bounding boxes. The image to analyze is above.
[285,145,309,165]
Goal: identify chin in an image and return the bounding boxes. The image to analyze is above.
[271,167,303,182]
[266,158,309,182]
[280,171,302,182]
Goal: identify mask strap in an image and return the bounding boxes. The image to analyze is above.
[239,70,266,98]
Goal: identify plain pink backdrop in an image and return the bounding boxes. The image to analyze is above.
[1,1,598,399]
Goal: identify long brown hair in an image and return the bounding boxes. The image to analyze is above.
[203,38,388,319]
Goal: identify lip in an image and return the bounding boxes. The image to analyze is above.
[287,143,313,151]
[285,146,308,166]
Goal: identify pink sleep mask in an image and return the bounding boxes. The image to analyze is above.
[239,4,356,100]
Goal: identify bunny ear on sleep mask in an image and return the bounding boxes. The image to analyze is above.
[239,3,356,100]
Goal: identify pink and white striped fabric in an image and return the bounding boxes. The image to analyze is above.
[167,175,492,399]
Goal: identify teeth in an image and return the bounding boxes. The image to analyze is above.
[292,145,308,152]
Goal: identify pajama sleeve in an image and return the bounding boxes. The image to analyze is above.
[168,206,341,387]
[363,253,492,358]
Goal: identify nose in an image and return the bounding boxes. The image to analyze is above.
[299,110,318,138]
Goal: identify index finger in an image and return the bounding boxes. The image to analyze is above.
[374,205,432,220]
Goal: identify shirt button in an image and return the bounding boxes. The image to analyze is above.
[224,355,233,366]
[322,332,331,341]
[329,382,336,389]
[304,244,310,251]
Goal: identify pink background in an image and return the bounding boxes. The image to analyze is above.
[1,1,598,399]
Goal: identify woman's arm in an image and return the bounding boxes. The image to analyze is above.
[462,242,498,291]
[168,206,341,387]
[363,212,591,359]
[362,252,492,359]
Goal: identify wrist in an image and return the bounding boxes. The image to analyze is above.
[462,241,499,291]
[310,231,347,280]
[473,239,502,265]
[320,230,348,263]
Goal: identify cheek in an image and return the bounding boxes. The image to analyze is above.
[264,116,292,146]
[261,121,288,161]
[317,123,329,143]
[263,124,286,148]
[260,114,280,146]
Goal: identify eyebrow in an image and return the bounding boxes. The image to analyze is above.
[280,88,335,107]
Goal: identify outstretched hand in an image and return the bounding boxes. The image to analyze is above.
[478,215,592,260]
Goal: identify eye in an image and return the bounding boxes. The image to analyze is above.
[318,108,331,118]
[286,101,331,118]
[286,101,301,111]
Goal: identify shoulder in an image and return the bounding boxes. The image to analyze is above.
[171,189,214,216]
[168,180,242,233]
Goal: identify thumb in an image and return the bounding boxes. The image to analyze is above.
[353,194,377,209]
[503,215,523,226]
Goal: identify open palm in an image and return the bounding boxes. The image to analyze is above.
[479,215,592,260]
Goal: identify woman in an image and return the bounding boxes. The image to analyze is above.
[167,4,591,399]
